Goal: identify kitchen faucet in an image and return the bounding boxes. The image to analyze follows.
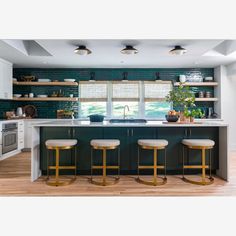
[123,105,130,119]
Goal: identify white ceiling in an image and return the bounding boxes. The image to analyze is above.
[1,39,236,68]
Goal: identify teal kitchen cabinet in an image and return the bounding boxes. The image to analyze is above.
[73,127,103,173]
[103,127,156,174]
[40,127,73,173]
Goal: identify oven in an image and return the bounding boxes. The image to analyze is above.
[2,122,18,154]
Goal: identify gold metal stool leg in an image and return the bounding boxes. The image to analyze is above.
[182,146,214,186]
[136,146,167,186]
[46,146,77,187]
[90,146,120,186]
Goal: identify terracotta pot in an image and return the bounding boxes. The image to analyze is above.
[190,117,194,123]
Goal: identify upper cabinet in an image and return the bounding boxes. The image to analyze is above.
[0,58,13,99]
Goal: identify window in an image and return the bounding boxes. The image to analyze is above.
[111,82,139,118]
[79,80,172,119]
[79,81,107,117]
[144,81,172,118]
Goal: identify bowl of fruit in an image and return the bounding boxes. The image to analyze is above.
[165,110,179,122]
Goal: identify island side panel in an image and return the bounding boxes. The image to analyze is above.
[31,126,41,181]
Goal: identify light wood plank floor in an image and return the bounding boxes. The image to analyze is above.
[0,151,236,196]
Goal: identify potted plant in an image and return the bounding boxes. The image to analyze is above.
[189,108,204,122]
[165,83,195,121]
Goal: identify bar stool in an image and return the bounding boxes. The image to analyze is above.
[182,139,215,185]
[136,139,168,186]
[90,139,120,186]
[45,139,77,186]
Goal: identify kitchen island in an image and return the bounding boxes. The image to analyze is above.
[31,120,229,182]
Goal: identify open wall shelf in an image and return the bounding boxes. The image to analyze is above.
[174,82,218,86]
[12,97,78,102]
[13,81,78,86]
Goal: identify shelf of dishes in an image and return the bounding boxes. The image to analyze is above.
[13,81,78,86]
[174,82,218,86]
[12,97,78,101]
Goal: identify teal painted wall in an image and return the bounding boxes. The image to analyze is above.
[0,68,214,118]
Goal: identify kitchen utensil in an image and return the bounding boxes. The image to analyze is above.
[207,107,213,118]
[16,107,23,116]
[23,105,37,118]
[165,115,179,122]
[13,94,21,98]
[29,93,34,98]
[88,114,105,122]
[179,75,186,83]
[64,79,75,82]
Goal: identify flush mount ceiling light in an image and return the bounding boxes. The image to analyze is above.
[74,45,92,55]
[169,45,187,55]
[121,45,138,55]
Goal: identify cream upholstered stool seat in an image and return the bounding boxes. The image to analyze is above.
[182,139,215,185]
[90,139,120,186]
[45,139,77,187]
[136,139,168,186]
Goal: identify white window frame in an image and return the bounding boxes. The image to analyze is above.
[78,80,172,119]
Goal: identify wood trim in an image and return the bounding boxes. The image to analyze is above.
[12,97,78,101]
[112,98,139,102]
[174,82,218,86]
[79,98,107,102]
[144,98,166,102]
[195,98,218,101]
[144,80,172,84]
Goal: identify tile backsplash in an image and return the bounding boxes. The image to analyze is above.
[0,68,214,118]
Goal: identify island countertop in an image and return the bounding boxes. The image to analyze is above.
[32,120,228,127]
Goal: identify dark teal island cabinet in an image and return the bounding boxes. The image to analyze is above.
[39,124,220,176]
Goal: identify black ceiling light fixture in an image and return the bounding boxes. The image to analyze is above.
[89,72,95,82]
[74,45,92,55]
[169,45,187,55]
[122,72,128,82]
[121,45,138,55]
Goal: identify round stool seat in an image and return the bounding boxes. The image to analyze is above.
[182,139,215,147]
[138,139,168,148]
[45,139,77,147]
[90,139,120,148]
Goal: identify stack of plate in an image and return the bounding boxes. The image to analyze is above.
[13,94,21,98]
[37,95,48,98]
[64,79,75,82]
[38,79,51,82]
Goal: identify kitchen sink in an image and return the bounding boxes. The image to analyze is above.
[109,118,147,123]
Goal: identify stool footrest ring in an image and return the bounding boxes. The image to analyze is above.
[46,176,76,187]
[89,176,120,186]
[182,176,214,186]
[136,176,167,186]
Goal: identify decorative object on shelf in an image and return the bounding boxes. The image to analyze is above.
[74,45,92,55]
[198,91,204,98]
[50,91,58,97]
[21,75,36,82]
[58,89,64,97]
[24,94,29,98]
[169,45,187,55]
[13,78,17,82]
[23,105,37,118]
[121,45,138,55]
[16,107,23,116]
[29,93,34,98]
[88,114,105,122]
[64,79,75,82]
[69,94,74,98]
[179,75,186,83]
[56,110,74,119]
[187,75,203,82]
[89,72,95,82]
[37,95,48,98]
[52,80,58,82]
[13,94,21,98]
[205,91,212,98]
[204,76,213,81]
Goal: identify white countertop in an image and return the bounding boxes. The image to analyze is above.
[32,120,228,127]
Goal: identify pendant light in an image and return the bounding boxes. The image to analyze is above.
[89,72,95,82]
[121,45,138,55]
[169,45,187,55]
[74,45,92,55]
[122,72,128,82]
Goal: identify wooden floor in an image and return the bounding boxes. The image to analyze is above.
[0,151,236,196]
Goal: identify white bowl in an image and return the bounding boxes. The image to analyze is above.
[13,94,21,98]
[37,95,48,98]
[38,79,51,82]
[64,79,75,82]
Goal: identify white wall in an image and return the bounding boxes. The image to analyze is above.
[215,64,236,151]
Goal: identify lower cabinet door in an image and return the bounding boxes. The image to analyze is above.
[74,127,103,174]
